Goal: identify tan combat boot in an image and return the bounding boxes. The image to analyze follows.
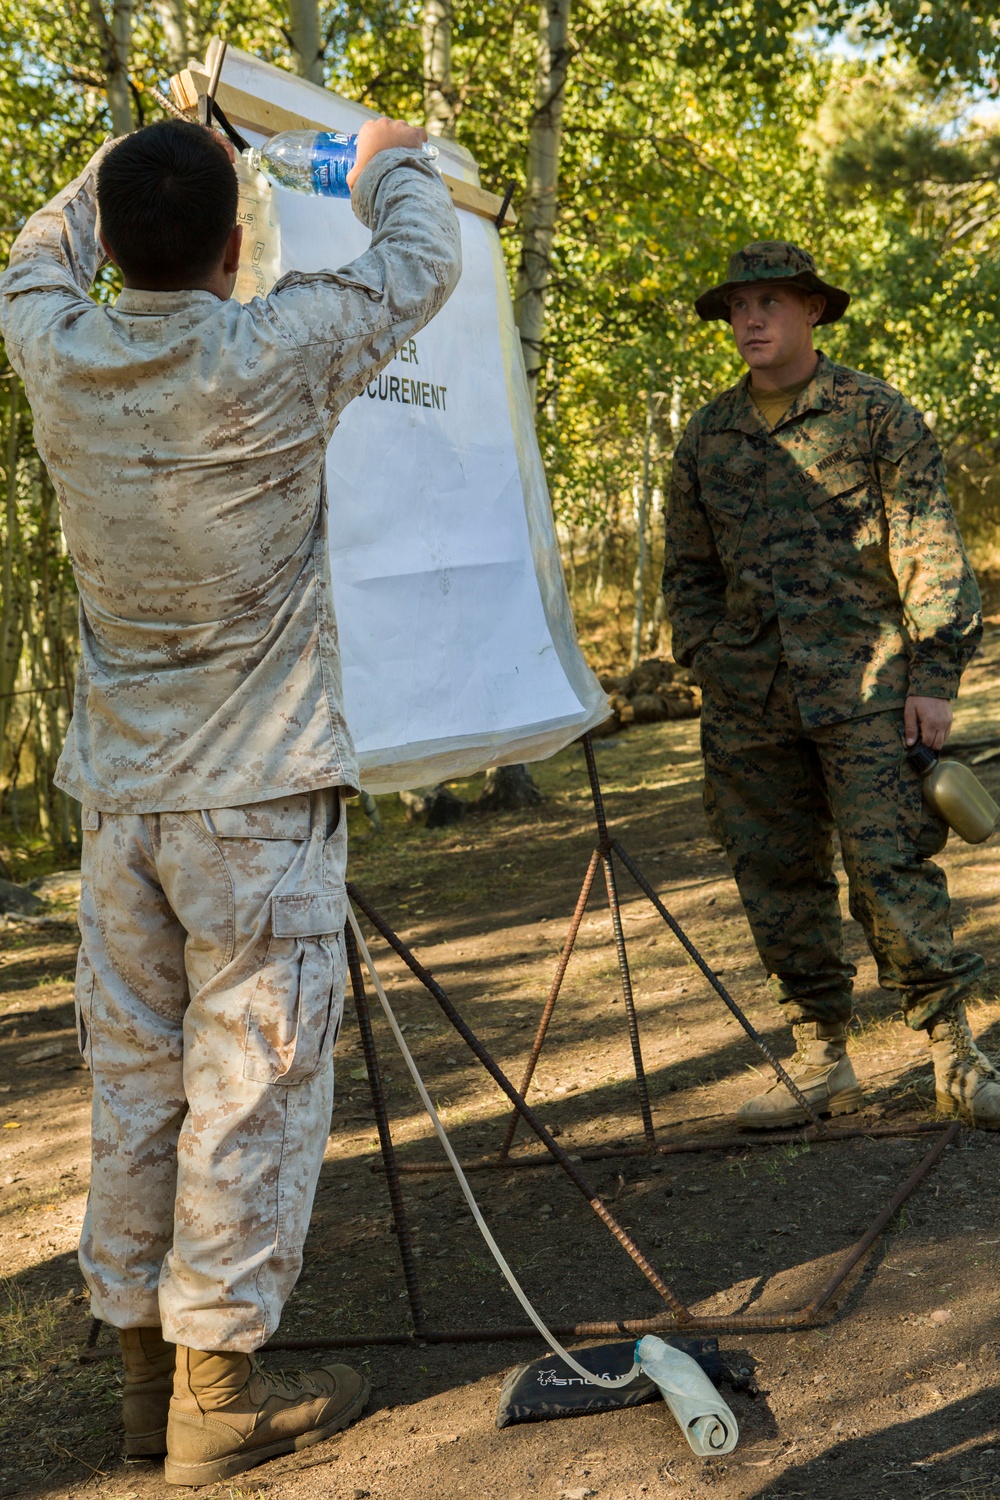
[164,1346,370,1486]
[737,1020,863,1129]
[120,1326,175,1458]
[929,1002,1000,1129]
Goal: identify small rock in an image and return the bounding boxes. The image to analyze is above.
[630,692,669,725]
[17,1042,65,1067]
[0,878,45,916]
[686,1184,709,1195]
[399,784,466,827]
[26,870,82,904]
[930,1308,952,1324]
[353,1490,370,1499]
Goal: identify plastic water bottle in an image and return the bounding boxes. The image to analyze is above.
[243,130,439,198]
[234,155,281,302]
[635,1335,739,1456]
[906,742,999,844]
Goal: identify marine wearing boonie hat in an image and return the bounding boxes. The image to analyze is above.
[665,229,992,1139]
[694,240,850,325]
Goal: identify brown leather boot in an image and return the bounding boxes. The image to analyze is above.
[120,1327,175,1458]
[929,1002,1000,1129]
[737,1020,863,1129]
[164,1346,370,1486]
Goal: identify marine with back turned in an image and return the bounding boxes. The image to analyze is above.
[0,115,461,1484]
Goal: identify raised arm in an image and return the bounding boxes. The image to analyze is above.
[266,121,462,436]
[0,142,112,366]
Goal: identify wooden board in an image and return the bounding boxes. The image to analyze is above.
[170,66,517,229]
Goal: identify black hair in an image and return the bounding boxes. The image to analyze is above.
[97,121,239,288]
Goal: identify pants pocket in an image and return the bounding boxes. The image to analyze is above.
[897,756,949,858]
[243,890,347,1086]
[701,769,727,850]
[75,950,95,1065]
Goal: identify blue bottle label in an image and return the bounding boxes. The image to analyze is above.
[310,132,356,197]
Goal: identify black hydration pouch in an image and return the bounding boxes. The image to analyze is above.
[495,1337,725,1429]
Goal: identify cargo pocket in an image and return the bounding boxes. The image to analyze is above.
[897,755,949,858]
[75,950,95,1066]
[798,444,886,553]
[701,483,755,575]
[243,889,347,1086]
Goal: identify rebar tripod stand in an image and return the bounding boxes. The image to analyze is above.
[264,733,956,1353]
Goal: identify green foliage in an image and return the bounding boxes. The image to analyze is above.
[3,1,1000,843]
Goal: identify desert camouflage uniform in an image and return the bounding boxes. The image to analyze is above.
[0,142,461,1348]
[663,354,985,1028]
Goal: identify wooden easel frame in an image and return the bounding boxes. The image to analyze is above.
[169,49,517,229]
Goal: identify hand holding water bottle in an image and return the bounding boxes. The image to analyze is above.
[347,117,432,190]
[243,116,438,199]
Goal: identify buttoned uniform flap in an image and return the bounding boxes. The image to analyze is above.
[798,443,874,509]
[272,888,348,938]
[208,795,314,840]
[698,453,761,520]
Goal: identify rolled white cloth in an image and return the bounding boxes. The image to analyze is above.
[636,1335,739,1456]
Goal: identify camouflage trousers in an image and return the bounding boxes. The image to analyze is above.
[700,663,984,1029]
[74,789,347,1352]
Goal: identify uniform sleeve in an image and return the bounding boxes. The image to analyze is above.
[662,423,727,666]
[0,143,111,370]
[266,147,462,437]
[876,400,982,700]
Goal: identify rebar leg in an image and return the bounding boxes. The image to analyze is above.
[601,850,656,1147]
[581,735,656,1147]
[498,849,600,1159]
[347,884,691,1321]
[611,838,826,1131]
[344,923,426,1335]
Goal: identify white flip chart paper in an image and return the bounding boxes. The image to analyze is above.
[224,51,608,792]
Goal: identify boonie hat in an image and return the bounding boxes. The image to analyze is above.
[695,240,850,325]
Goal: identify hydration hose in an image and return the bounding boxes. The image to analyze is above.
[347,906,641,1391]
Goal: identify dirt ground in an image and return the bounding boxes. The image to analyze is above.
[3,634,1000,1500]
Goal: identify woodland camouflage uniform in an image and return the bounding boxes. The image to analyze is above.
[664,329,985,1029]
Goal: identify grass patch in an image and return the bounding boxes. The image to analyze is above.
[0,1277,64,1393]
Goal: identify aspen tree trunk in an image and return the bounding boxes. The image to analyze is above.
[592,521,608,602]
[649,378,683,652]
[35,474,69,846]
[423,0,457,137]
[89,0,136,135]
[629,381,656,669]
[153,0,196,74]
[0,385,21,764]
[513,0,572,406]
[288,0,325,85]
